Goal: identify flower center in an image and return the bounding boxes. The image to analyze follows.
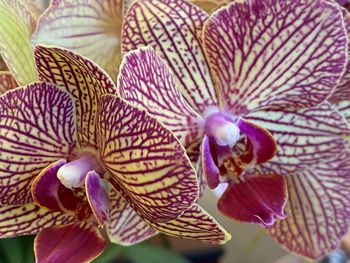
[57,153,103,189]
[204,112,240,147]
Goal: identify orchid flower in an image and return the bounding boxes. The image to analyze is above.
[0,45,230,262]
[118,0,350,258]
[31,0,134,80]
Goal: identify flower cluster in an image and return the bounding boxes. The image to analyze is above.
[0,0,349,262]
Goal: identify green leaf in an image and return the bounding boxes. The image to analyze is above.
[124,243,191,263]
[0,235,35,263]
[93,243,124,263]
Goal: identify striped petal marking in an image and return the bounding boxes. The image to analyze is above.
[0,82,78,205]
[31,160,93,222]
[34,45,117,148]
[146,204,231,244]
[245,103,350,175]
[328,10,350,103]
[122,0,219,115]
[0,0,38,85]
[332,100,350,125]
[108,189,158,246]
[191,0,231,14]
[217,174,287,226]
[268,151,350,259]
[0,203,75,238]
[118,47,203,150]
[85,171,109,225]
[109,189,230,245]
[34,222,106,263]
[97,95,199,223]
[203,0,347,113]
[0,71,17,94]
[32,0,125,79]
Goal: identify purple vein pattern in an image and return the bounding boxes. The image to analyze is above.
[0,82,77,205]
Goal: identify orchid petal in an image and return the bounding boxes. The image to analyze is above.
[122,0,218,114]
[218,174,287,227]
[32,0,124,78]
[0,0,37,85]
[191,0,230,14]
[108,189,158,245]
[329,10,350,103]
[146,204,231,244]
[35,45,117,148]
[268,151,350,259]
[31,160,93,221]
[0,71,17,94]
[245,103,349,174]
[0,82,78,205]
[97,95,199,223]
[34,222,106,263]
[201,135,220,189]
[0,56,7,70]
[118,47,203,153]
[203,0,347,113]
[0,203,75,238]
[85,171,109,225]
[333,100,350,124]
[238,118,277,164]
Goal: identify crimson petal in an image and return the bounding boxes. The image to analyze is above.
[34,222,106,263]
[218,174,287,226]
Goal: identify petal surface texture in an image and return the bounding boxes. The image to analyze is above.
[97,95,199,223]
[0,82,78,205]
[35,46,117,148]
[218,175,287,226]
[204,0,347,113]
[0,71,17,94]
[147,204,231,244]
[201,135,220,189]
[268,152,350,259]
[245,103,350,174]
[34,222,106,263]
[108,189,158,245]
[329,9,350,104]
[0,203,75,238]
[118,47,203,150]
[32,0,124,78]
[0,0,37,85]
[85,171,109,225]
[122,0,218,114]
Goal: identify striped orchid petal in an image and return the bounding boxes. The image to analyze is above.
[268,151,350,259]
[97,95,199,223]
[245,103,350,175]
[0,0,37,85]
[0,56,7,70]
[85,171,109,225]
[122,0,218,115]
[191,0,230,14]
[34,222,106,263]
[0,71,17,94]
[118,47,203,151]
[203,0,347,114]
[332,100,350,124]
[0,203,75,238]
[0,82,78,205]
[108,189,158,245]
[34,46,117,148]
[32,160,93,222]
[146,204,231,244]
[32,0,125,79]
[329,9,350,103]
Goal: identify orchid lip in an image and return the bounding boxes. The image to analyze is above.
[57,153,103,189]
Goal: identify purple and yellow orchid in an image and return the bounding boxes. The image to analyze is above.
[117,0,350,259]
[0,45,231,262]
